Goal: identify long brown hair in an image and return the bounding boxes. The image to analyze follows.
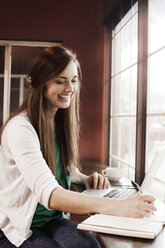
[0,45,82,174]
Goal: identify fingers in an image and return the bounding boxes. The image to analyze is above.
[98,174,110,189]
[95,173,110,189]
[143,211,153,218]
[97,174,103,189]
[145,203,157,216]
[86,172,98,189]
[87,172,110,189]
[141,194,156,204]
[138,194,157,212]
[93,172,99,189]
[92,172,105,189]
[103,177,110,189]
[133,194,157,218]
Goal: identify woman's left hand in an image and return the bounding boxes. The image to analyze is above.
[85,172,110,189]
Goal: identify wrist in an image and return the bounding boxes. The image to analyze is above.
[96,197,123,216]
[80,173,88,185]
[71,167,88,185]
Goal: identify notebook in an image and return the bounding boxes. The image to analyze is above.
[77,214,163,239]
[78,146,165,238]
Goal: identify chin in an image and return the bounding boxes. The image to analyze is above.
[59,103,71,109]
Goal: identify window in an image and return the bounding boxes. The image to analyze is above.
[106,0,165,201]
[0,40,61,127]
[110,2,138,180]
[146,0,165,201]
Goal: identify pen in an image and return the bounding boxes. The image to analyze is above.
[131,180,143,193]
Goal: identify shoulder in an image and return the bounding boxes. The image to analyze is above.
[2,112,38,143]
[5,112,33,130]
[9,111,30,124]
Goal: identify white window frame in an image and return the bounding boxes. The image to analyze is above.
[0,40,61,124]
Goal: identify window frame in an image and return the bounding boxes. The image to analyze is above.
[0,40,61,125]
[135,0,148,184]
[105,0,149,185]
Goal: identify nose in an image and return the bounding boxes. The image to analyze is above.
[65,80,74,92]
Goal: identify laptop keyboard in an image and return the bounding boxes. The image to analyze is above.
[104,188,137,199]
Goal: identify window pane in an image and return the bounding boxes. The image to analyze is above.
[111,38,115,77]
[110,118,121,159]
[111,67,137,116]
[121,69,131,115]
[132,1,138,15]
[128,167,135,181]
[132,14,138,64]
[146,116,165,154]
[10,78,20,113]
[10,46,45,113]
[110,117,136,167]
[109,157,122,168]
[121,21,132,70]
[111,70,130,115]
[111,74,121,115]
[121,8,131,27]
[113,33,121,75]
[148,0,165,53]
[109,157,135,180]
[114,22,121,35]
[129,117,136,167]
[130,65,137,114]
[148,49,165,113]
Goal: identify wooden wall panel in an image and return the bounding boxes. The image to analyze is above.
[0,0,106,162]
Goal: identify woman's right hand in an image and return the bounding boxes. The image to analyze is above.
[104,194,157,218]
[49,187,157,218]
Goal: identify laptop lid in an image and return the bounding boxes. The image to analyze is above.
[141,146,165,196]
[140,146,165,223]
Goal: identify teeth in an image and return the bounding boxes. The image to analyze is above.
[58,95,70,99]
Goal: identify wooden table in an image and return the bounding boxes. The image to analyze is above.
[97,227,165,248]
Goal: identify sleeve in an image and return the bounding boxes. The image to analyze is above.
[3,117,61,209]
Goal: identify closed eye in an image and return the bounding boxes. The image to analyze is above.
[71,80,79,83]
[55,80,65,85]
[55,80,79,84]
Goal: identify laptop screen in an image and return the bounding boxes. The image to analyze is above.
[141,146,165,201]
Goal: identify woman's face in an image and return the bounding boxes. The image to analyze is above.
[45,61,79,113]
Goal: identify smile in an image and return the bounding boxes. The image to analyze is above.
[58,95,71,100]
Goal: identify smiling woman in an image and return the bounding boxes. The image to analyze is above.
[20,46,82,175]
[0,45,156,248]
[0,45,106,248]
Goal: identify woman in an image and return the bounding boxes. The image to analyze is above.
[0,46,156,248]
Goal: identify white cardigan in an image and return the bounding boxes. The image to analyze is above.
[0,112,61,247]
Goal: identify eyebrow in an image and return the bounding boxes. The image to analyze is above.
[57,75,78,79]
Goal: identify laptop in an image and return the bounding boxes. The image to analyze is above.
[82,146,165,223]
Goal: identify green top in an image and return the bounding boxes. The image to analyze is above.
[31,134,71,228]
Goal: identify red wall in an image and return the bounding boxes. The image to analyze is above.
[0,0,106,162]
